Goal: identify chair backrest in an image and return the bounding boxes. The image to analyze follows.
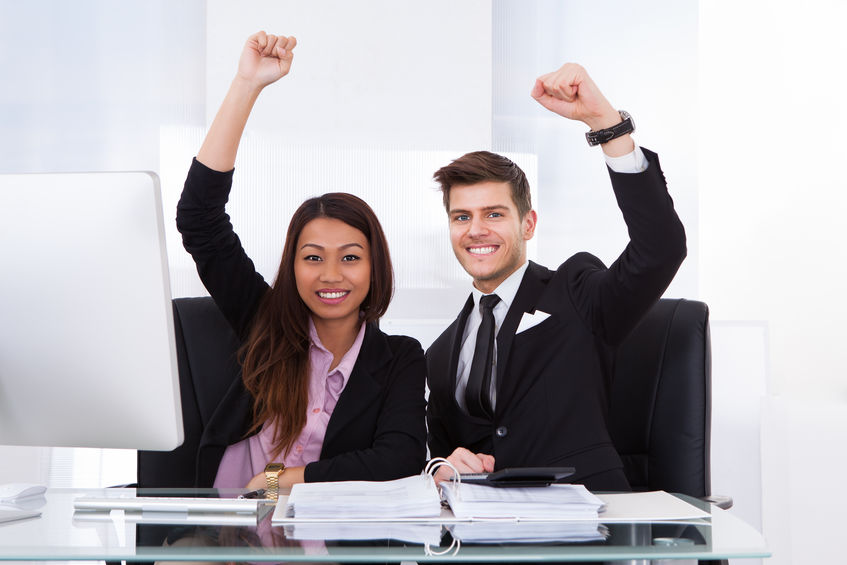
[609,298,711,498]
[137,296,242,488]
[140,296,712,496]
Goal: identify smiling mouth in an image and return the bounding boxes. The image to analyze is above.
[467,245,499,256]
[317,290,350,300]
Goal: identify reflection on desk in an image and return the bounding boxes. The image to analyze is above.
[0,488,770,562]
[0,508,41,525]
[449,520,608,544]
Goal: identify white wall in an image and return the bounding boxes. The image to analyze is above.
[700,1,847,562]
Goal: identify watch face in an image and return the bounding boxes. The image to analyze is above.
[619,110,635,131]
[265,463,285,474]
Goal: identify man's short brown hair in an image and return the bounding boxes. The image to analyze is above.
[433,151,532,217]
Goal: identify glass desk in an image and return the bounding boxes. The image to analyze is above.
[0,488,769,562]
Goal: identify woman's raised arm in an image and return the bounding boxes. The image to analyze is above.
[197,31,297,172]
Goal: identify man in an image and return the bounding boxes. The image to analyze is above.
[426,63,686,491]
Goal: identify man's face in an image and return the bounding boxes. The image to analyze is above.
[447,181,536,294]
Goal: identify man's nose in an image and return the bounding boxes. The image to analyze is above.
[467,216,488,237]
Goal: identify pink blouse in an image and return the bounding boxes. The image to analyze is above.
[213,319,366,488]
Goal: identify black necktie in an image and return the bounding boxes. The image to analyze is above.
[465,294,500,419]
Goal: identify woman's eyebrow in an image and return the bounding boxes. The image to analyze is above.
[300,242,364,250]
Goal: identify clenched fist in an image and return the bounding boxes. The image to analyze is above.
[236,30,298,90]
[530,63,621,132]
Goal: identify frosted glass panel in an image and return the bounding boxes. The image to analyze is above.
[162,128,538,324]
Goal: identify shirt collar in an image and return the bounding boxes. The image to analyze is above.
[470,261,529,310]
[308,317,367,382]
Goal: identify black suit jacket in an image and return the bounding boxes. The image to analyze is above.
[176,158,427,487]
[425,148,686,488]
[191,322,427,488]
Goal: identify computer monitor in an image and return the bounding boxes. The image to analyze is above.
[0,171,183,450]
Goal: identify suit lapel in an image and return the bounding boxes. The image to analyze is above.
[496,261,548,394]
[448,295,475,393]
[321,323,389,449]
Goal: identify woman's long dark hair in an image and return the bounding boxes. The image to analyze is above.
[239,193,393,459]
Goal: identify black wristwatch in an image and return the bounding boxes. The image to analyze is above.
[585,110,635,146]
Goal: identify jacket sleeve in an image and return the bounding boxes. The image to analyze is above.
[303,336,428,481]
[175,158,269,338]
[565,148,687,346]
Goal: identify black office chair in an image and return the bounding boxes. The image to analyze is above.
[610,298,712,497]
[137,296,245,489]
[610,298,728,565]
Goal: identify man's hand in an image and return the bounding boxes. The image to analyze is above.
[531,63,635,157]
[236,31,297,90]
[433,447,495,485]
[530,63,622,132]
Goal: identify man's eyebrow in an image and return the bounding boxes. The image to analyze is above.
[299,242,365,251]
[449,205,510,215]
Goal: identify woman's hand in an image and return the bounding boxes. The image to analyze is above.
[236,31,297,90]
[196,30,297,172]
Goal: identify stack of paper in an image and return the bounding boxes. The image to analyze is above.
[283,475,441,520]
[441,483,605,520]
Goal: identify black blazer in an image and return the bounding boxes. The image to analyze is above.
[176,159,427,487]
[425,148,686,488]
[191,322,427,488]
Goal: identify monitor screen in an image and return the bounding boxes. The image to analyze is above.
[0,171,183,450]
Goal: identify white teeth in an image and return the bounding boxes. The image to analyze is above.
[318,291,348,299]
[469,246,497,255]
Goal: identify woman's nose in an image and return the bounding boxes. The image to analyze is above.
[320,262,343,282]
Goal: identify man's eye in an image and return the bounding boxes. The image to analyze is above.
[488,212,503,218]
[341,254,360,262]
[454,214,470,222]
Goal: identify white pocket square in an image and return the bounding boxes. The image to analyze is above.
[516,310,551,334]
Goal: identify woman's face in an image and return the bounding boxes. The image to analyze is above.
[294,217,371,328]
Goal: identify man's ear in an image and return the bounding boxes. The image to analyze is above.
[522,210,538,240]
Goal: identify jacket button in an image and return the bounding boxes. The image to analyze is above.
[495,426,508,438]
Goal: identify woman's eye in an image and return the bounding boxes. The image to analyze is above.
[342,254,360,262]
[304,255,322,262]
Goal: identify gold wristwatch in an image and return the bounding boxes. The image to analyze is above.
[264,462,286,500]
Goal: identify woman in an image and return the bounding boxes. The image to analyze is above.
[176,31,426,493]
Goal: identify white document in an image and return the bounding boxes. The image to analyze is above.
[441,483,605,520]
[273,474,710,527]
[597,491,711,522]
[276,475,442,522]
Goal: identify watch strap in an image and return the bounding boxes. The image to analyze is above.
[585,110,635,146]
[264,463,286,500]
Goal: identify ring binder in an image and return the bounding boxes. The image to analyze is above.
[423,457,462,498]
